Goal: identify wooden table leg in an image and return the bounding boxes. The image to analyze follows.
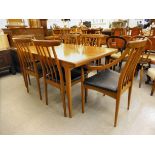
[64,66,72,118]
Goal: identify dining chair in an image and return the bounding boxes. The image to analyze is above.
[63,34,80,44]
[145,37,155,65]
[112,28,127,36]
[106,36,127,71]
[33,40,86,117]
[147,68,155,96]
[80,34,105,65]
[79,34,104,47]
[150,27,155,36]
[81,39,147,127]
[70,27,82,34]
[13,38,43,100]
[131,36,152,88]
[12,35,37,85]
[128,27,143,36]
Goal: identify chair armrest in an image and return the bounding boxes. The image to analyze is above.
[86,47,130,71]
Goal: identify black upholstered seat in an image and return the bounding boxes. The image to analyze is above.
[84,69,120,92]
[46,67,86,83]
[36,61,43,75]
[27,61,43,75]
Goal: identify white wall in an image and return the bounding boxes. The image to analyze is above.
[0,19,7,28]
[47,19,117,28]
[0,19,144,29]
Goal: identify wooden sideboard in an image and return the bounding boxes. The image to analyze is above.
[0,48,16,75]
[2,28,45,47]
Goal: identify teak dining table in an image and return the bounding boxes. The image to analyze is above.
[29,43,117,118]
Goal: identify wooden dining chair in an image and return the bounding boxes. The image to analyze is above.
[80,34,105,65]
[13,38,43,100]
[131,36,152,88]
[79,34,104,47]
[106,36,127,71]
[147,68,155,96]
[112,28,127,36]
[150,27,155,36]
[81,39,147,127]
[128,27,142,36]
[33,40,86,117]
[145,37,155,65]
[63,34,80,44]
[12,35,36,78]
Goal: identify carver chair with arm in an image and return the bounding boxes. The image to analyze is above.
[106,36,127,71]
[81,39,147,127]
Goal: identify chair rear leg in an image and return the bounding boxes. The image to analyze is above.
[139,66,143,88]
[22,70,27,87]
[25,73,29,93]
[44,80,48,105]
[145,75,151,84]
[27,74,31,85]
[36,77,42,100]
[85,88,88,103]
[81,83,85,113]
[151,81,155,96]
[128,86,133,110]
[119,61,123,72]
[114,96,120,127]
[60,88,67,117]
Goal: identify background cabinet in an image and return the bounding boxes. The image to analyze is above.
[0,49,16,74]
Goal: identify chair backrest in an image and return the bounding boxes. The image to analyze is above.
[13,38,37,73]
[106,36,127,53]
[118,39,147,92]
[130,35,152,61]
[70,27,82,34]
[53,29,62,35]
[150,27,155,36]
[147,36,155,52]
[32,40,64,84]
[79,34,104,46]
[63,34,80,44]
[129,27,142,36]
[112,28,127,36]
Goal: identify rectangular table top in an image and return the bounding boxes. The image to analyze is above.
[30,43,117,67]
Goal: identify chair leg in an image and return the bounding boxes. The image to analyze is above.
[114,96,120,127]
[36,77,42,100]
[25,73,29,93]
[127,86,133,110]
[44,80,48,105]
[145,75,151,84]
[113,64,116,71]
[84,72,88,103]
[85,88,88,103]
[119,61,122,72]
[22,70,27,87]
[27,74,31,85]
[81,83,85,113]
[151,81,155,96]
[105,56,110,64]
[60,88,67,117]
[139,67,143,88]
